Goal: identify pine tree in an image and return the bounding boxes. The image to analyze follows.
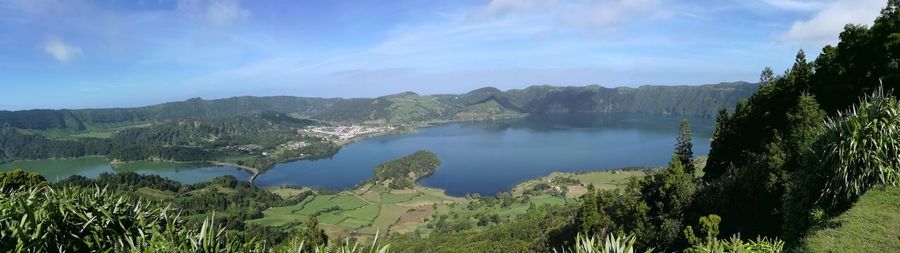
[577,185,606,236]
[675,120,695,176]
[301,216,328,250]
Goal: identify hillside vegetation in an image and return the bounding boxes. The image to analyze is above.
[0,82,755,130]
[372,151,441,189]
[0,112,339,169]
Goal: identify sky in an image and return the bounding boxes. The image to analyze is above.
[0,0,890,110]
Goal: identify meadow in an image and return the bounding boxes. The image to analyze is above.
[250,169,649,239]
[249,184,464,239]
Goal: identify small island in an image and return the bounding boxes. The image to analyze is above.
[371,151,441,189]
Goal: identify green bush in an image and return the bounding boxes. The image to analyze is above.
[0,169,46,191]
[683,215,784,253]
[556,234,653,253]
[0,183,394,252]
[813,87,900,206]
[0,185,267,252]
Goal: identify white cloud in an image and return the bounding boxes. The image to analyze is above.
[473,0,667,28]
[781,0,884,44]
[477,0,557,18]
[42,37,82,63]
[558,0,664,28]
[762,0,829,11]
[207,0,250,26]
[177,0,250,27]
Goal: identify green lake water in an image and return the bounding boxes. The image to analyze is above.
[0,157,249,184]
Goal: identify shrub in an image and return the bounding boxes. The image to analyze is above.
[0,169,46,192]
[556,234,653,253]
[683,215,784,253]
[0,185,267,252]
[813,87,900,206]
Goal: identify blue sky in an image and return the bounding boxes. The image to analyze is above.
[0,0,889,110]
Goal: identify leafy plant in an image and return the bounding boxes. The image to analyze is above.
[683,215,784,253]
[813,86,900,206]
[556,234,653,253]
[0,182,395,252]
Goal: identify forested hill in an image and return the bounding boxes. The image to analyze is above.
[0,82,755,130]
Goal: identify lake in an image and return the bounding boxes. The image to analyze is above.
[256,113,714,196]
[0,157,250,184]
[0,113,714,196]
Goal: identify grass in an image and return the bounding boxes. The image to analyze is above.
[252,183,465,239]
[135,187,176,199]
[511,170,648,198]
[296,195,341,215]
[342,205,380,221]
[802,186,900,252]
[380,192,417,204]
[371,205,408,231]
[268,187,312,199]
[333,195,369,210]
[69,131,115,138]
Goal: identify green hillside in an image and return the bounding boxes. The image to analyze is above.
[0,82,755,130]
[802,186,900,252]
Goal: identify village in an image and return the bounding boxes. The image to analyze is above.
[303,125,395,140]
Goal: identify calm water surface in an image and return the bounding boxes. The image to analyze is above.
[1,113,713,196]
[255,113,714,196]
[0,157,249,184]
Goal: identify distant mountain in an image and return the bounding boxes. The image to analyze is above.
[0,82,756,130]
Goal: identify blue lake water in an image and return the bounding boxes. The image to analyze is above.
[1,113,714,196]
[255,113,714,196]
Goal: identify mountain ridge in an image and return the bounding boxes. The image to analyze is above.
[0,82,756,130]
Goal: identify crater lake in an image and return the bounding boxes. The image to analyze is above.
[1,113,714,196]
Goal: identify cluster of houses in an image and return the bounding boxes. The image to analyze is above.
[303,125,394,140]
[280,141,308,150]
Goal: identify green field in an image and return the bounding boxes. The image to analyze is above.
[511,170,648,198]
[802,186,900,252]
[250,185,464,238]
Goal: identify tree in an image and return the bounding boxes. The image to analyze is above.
[675,120,695,176]
[577,185,610,236]
[760,67,775,85]
[0,169,46,191]
[639,156,697,250]
[288,216,329,252]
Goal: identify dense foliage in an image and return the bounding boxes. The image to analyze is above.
[389,203,576,253]
[0,169,47,191]
[697,0,900,245]
[558,234,651,253]
[0,171,396,252]
[682,215,784,253]
[0,83,755,130]
[0,184,268,252]
[0,112,338,170]
[55,172,306,237]
[372,151,441,189]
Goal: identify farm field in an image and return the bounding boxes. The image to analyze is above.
[511,170,649,198]
[249,158,698,240]
[249,184,464,239]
